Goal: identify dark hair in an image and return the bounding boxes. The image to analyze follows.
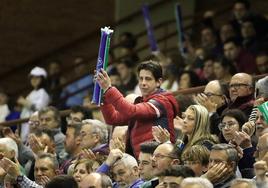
[224,37,242,47]
[39,106,61,126]
[70,105,92,119]
[119,32,137,49]
[215,57,237,75]
[218,80,230,100]
[29,75,47,90]
[221,109,247,129]
[67,124,82,137]
[167,143,182,160]
[175,95,196,117]
[140,141,160,155]
[137,60,163,81]
[234,0,250,10]
[162,165,195,177]
[179,70,200,87]
[34,128,55,142]
[45,175,78,188]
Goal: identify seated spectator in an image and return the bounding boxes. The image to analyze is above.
[182,145,210,177]
[46,60,66,108]
[0,91,10,122]
[194,80,229,135]
[97,149,144,188]
[178,70,201,89]
[230,178,256,188]
[200,26,222,56]
[180,105,217,155]
[223,37,257,74]
[61,57,94,108]
[202,144,239,188]
[79,172,112,188]
[159,165,195,187]
[18,66,50,143]
[213,57,237,83]
[79,119,109,154]
[220,23,237,43]
[45,175,78,188]
[255,52,268,74]
[66,105,92,126]
[227,73,255,117]
[39,106,65,155]
[202,56,216,83]
[181,177,213,188]
[115,59,138,94]
[72,159,96,187]
[218,109,255,178]
[140,143,181,187]
[0,152,59,187]
[241,18,260,55]
[138,141,159,181]
[59,124,82,174]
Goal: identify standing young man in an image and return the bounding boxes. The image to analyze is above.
[96,60,178,158]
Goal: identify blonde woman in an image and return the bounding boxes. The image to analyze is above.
[180,105,217,155]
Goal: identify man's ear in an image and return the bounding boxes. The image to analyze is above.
[171,159,180,165]
[157,78,163,87]
[55,169,61,175]
[75,136,81,146]
[10,150,16,159]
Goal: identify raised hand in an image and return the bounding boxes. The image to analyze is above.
[152,125,170,143]
[194,93,217,113]
[109,137,126,152]
[105,149,123,166]
[28,134,46,155]
[96,69,112,92]
[0,157,20,179]
[203,162,232,183]
[2,128,21,145]
[242,121,255,137]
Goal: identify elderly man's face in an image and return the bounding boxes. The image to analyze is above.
[39,111,58,129]
[256,110,268,137]
[80,173,103,188]
[152,144,175,176]
[0,144,13,160]
[80,124,98,149]
[112,162,138,188]
[34,157,57,186]
[208,150,229,169]
[204,81,225,109]
[229,74,253,101]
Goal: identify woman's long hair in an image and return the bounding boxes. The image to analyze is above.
[182,105,217,154]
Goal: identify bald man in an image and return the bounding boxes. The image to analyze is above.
[80,173,112,188]
[227,73,255,117]
[195,80,229,134]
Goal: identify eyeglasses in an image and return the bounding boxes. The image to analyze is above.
[218,121,238,131]
[28,121,40,127]
[203,92,222,97]
[229,83,251,90]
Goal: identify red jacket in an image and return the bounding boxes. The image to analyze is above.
[100,87,179,158]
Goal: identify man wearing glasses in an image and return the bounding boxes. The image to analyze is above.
[228,73,255,117]
[195,80,229,134]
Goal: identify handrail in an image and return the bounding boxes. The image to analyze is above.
[0,0,170,81]
[1,73,267,128]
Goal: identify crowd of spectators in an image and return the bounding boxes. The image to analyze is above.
[0,0,268,187]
